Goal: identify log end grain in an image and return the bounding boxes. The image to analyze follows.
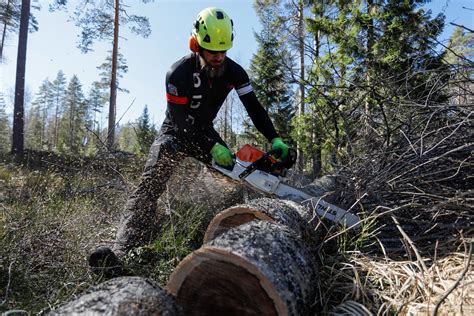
[169,221,318,316]
[203,205,274,243]
[167,247,285,316]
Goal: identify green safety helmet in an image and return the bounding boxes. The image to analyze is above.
[191,7,234,52]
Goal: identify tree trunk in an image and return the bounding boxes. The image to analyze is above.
[49,276,180,315]
[167,220,318,316]
[311,146,322,178]
[53,95,60,149]
[311,2,323,178]
[296,0,305,172]
[107,0,120,150]
[364,0,375,137]
[203,197,319,244]
[11,0,30,155]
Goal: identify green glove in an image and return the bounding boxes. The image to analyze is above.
[210,143,234,167]
[271,137,289,160]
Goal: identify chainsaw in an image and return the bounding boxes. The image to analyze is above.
[212,144,361,229]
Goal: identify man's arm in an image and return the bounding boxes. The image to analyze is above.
[236,83,279,142]
[232,64,289,159]
[165,67,196,135]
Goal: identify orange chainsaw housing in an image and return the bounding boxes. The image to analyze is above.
[236,144,277,164]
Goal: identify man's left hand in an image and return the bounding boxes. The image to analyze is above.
[271,137,289,161]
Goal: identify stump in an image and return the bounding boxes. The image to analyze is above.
[203,197,319,243]
[49,277,180,315]
[167,221,318,316]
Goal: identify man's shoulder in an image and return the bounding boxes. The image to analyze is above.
[225,57,249,84]
[225,57,246,74]
[167,54,195,79]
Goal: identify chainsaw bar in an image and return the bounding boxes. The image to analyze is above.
[213,159,361,229]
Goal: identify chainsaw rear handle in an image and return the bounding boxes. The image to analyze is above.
[238,147,297,179]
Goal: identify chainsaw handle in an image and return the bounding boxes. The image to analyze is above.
[238,148,288,179]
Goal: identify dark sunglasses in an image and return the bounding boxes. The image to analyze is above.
[205,49,227,55]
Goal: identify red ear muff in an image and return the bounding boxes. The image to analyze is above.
[188,35,199,53]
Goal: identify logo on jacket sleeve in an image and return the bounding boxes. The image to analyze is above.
[167,83,178,96]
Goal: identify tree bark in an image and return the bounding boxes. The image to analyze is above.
[203,197,319,244]
[311,2,323,178]
[11,0,30,155]
[167,220,318,316]
[49,277,180,315]
[107,0,120,150]
[296,0,305,172]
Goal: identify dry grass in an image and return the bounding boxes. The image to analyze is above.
[0,134,472,315]
[316,236,473,315]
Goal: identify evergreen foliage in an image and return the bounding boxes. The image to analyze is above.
[86,81,108,151]
[58,75,88,154]
[57,0,151,149]
[133,105,157,156]
[302,0,448,172]
[0,92,10,152]
[50,71,67,150]
[96,52,130,94]
[26,78,52,150]
[444,27,474,106]
[117,122,136,153]
[0,0,38,61]
[246,3,295,149]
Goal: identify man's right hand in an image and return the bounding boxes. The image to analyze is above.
[210,143,234,167]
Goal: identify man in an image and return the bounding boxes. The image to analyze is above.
[89,7,289,276]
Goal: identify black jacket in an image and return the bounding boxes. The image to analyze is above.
[161,53,278,152]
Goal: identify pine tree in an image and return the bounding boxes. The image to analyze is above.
[86,81,107,152]
[26,78,52,150]
[11,0,30,154]
[50,70,67,150]
[52,0,152,150]
[133,105,156,156]
[445,27,474,106]
[0,92,10,152]
[304,0,447,171]
[0,0,38,61]
[25,103,42,149]
[96,52,129,94]
[58,75,88,154]
[117,122,136,153]
[246,3,294,150]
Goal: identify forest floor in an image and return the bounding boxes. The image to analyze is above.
[0,150,472,315]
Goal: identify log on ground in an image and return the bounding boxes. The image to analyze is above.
[167,220,318,316]
[49,276,180,315]
[203,197,321,244]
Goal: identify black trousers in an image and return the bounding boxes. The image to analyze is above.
[113,127,224,254]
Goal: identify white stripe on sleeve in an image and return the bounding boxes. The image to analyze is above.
[236,83,253,96]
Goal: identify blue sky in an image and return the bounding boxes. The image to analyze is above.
[1,0,472,126]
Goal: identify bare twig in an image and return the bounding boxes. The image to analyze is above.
[431,242,473,316]
[392,216,429,274]
[0,261,14,306]
[449,22,474,33]
[388,143,473,184]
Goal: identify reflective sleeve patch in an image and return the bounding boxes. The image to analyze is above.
[166,93,188,105]
[236,82,253,96]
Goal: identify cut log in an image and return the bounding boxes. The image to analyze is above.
[49,276,180,315]
[167,220,317,316]
[203,197,320,244]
